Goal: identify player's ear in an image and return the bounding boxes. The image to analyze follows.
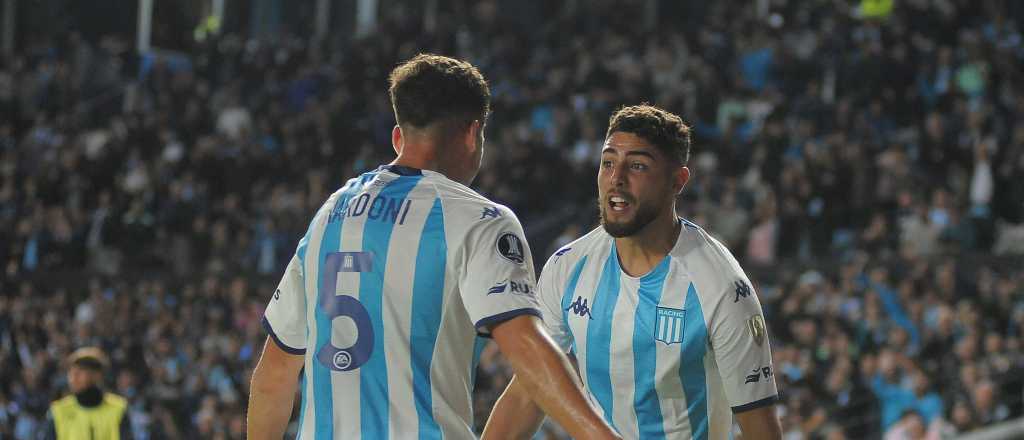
[392,125,403,155]
[465,120,482,153]
[674,166,690,195]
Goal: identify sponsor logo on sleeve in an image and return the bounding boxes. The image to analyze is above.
[495,232,525,264]
[747,314,767,347]
[274,288,281,300]
[744,365,774,384]
[487,279,534,296]
[508,280,533,296]
[487,280,508,295]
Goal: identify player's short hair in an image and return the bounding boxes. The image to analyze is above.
[388,54,490,130]
[606,104,691,165]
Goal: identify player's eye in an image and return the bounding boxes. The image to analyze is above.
[601,160,613,168]
[630,162,649,170]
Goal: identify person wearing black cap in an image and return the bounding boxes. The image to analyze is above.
[39,347,131,440]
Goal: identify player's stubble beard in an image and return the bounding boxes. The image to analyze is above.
[598,193,663,238]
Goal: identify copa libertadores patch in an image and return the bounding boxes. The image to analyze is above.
[496,232,525,264]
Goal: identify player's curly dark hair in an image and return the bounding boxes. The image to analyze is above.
[388,54,490,130]
[606,104,691,165]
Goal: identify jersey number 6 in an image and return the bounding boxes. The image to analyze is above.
[316,251,374,372]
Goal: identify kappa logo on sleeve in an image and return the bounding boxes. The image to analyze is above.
[480,206,502,219]
[495,232,525,264]
[733,279,752,302]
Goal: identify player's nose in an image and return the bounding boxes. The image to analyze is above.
[610,163,627,186]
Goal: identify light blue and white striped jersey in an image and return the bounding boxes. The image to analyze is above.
[538,220,778,440]
[263,164,541,439]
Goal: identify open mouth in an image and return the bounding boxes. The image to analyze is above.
[608,195,632,212]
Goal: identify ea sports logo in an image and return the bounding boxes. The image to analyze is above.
[333,350,352,370]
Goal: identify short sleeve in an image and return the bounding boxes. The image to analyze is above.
[536,252,573,352]
[263,254,308,354]
[709,273,779,413]
[458,208,542,335]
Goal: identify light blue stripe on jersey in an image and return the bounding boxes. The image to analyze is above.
[313,179,365,440]
[410,197,446,439]
[680,282,709,440]
[633,257,672,439]
[561,256,589,354]
[586,249,622,429]
[359,174,423,439]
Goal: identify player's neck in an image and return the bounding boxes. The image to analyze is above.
[391,141,475,184]
[614,213,680,277]
[392,145,450,178]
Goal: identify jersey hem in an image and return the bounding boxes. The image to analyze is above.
[473,308,543,338]
[262,317,307,355]
[731,394,779,414]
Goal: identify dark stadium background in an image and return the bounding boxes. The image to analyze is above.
[2,0,1024,438]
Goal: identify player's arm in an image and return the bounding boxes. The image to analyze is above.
[484,249,581,439]
[484,355,583,440]
[247,337,304,439]
[461,213,615,439]
[488,315,617,440]
[247,252,309,439]
[483,373,545,440]
[735,405,782,440]
[705,244,781,440]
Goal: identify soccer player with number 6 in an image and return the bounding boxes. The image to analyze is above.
[246,54,618,440]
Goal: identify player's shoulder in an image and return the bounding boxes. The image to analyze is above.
[674,219,752,299]
[308,175,364,224]
[543,226,611,269]
[419,175,524,229]
[673,219,738,266]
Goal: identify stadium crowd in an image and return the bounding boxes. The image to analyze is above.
[1,0,1023,438]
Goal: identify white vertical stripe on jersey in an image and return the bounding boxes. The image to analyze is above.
[611,279,640,437]
[426,196,480,439]
[427,282,476,438]
[654,265,690,438]
[332,184,371,438]
[299,199,329,440]
[704,349,730,440]
[381,183,431,438]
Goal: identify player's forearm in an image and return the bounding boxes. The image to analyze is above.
[482,375,546,440]
[246,366,298,439]
[247,338,303,440]
[492,316,620,440]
